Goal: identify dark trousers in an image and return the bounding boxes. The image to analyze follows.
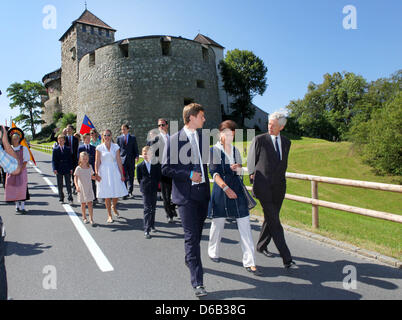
[56,173,73,202]
[0,217,7,300]
[161,180,176,218]
[92,180,97,201]
[124,162,135,195]
[143,191,157,233]
[257,196,292,265]
[178,199,208,288]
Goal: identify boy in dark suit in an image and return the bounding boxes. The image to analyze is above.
[52,135,73,204]
[78,133,98,204]
[137,146,161,239]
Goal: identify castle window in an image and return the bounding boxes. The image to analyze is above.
[184,98,194,106]
[161,37,172,56]
[99,28,103,36]
[91,26,94,35]
[82,25,87,33]
[197,80,205,89]
[89,52,95,67]
[119,42,129,58]
[106,30,110,37]
[70,47,76,61]
[202,46,209,62]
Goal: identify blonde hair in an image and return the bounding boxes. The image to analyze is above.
[102,129,113,143]
[78,152,90,168]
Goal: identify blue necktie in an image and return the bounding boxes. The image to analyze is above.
[275,137,281,161]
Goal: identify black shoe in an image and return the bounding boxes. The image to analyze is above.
[20,209,28,215]
[245,267,263,276]
[210,257,220,263]
[284,261,297,269]
[144,232,151,239]
[257,248,274,258]
[194,286,207,297]
[59,199,64,203]
[16,208,21,213]
[151,227,157,233]
[123,196,129,200]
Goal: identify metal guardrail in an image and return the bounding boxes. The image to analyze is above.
[31,144,401,227]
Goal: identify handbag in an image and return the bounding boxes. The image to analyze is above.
[232,146,257,210]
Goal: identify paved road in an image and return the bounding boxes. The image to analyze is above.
[1,150,401,300]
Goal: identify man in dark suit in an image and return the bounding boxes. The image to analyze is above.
[52,135,73,204]
[78,133,97,203]
[137,146,162,239]
[65,124,79,194]
[117,124,139,199]
[148,119,177,223]
[247,112,296,269]
[162,103,210,298]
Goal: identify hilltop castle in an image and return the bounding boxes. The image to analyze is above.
[42,9,268,145]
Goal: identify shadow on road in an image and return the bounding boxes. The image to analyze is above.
[203,255,401,300]
[5,242,52,257]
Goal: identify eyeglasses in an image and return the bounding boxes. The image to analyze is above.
[158,124,167,127]
[104,134,111,137]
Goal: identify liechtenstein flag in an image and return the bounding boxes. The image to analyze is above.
[80,115,96,135]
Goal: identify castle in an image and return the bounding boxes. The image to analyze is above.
[42,9,268,146]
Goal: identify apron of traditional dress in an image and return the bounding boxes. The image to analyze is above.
[5,147,28,202]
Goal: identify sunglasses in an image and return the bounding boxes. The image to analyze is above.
[158,124,167,127]
[104,134,111,137]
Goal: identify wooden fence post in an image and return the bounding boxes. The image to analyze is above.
[312,180,319,229]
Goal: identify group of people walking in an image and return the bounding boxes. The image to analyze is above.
[1,102,296,299]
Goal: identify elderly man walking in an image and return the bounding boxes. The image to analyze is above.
[247,112,297,269]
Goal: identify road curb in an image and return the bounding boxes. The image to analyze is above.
[250,215,402,270]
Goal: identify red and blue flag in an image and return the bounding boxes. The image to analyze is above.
[80,115,96,135]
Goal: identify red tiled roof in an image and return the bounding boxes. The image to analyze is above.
[59,9,116,41]
[74,10,116,31]
[194,34,224,49]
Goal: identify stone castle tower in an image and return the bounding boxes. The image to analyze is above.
[42,9,232,146]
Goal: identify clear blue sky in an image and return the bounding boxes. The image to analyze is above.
[1,0,401,127]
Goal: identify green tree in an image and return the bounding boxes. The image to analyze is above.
[7,80,47,139]
[219,49,268,127]
[56,113,77,135]
[356,91,402,175]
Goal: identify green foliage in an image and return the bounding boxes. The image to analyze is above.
[357,92,402,175]
[219,49,268,127]
[56,113,77,134]
[6,80,47,139]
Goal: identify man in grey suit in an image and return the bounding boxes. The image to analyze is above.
[247,112,296,269]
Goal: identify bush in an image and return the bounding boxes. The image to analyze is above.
[359,92,402,175]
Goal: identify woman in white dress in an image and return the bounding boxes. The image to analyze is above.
[95,129,128,223]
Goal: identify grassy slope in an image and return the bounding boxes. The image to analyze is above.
[243,137,401,260]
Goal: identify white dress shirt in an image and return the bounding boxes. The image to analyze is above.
[183,126,206,185]
[270,133,282,161]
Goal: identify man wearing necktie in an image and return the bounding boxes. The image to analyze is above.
[78,133,98,204]
[117,124,139,199]
[162,103,210,298]
[247,112,296,269]
[65,125,79,194]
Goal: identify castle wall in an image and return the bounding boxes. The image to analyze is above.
[77,37,222,147]
[61,23,115,115]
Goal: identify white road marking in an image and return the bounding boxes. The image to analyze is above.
[33,165,114,273]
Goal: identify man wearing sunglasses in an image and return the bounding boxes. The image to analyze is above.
[149,119,177,223]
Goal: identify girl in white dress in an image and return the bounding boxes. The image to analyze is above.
[95,129,128,223]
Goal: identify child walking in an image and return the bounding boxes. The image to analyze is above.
[74,152,99,226]
[137,146,161,239]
